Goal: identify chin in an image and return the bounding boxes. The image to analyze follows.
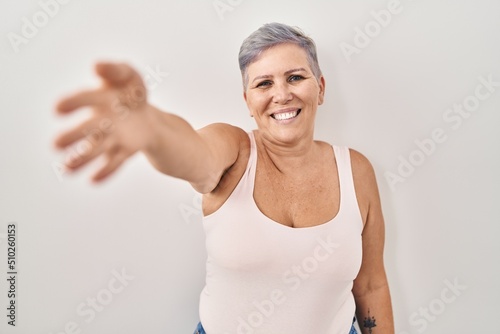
[268,126,312,145]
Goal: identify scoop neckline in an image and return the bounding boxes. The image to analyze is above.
[249,131,343,231]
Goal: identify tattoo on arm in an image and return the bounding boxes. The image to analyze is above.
[363,309,377,334]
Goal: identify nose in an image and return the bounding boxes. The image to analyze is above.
[272,82,293,104]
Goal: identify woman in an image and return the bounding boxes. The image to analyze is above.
[54,23,394,334]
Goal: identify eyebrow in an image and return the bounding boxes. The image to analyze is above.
[251,67,307,83]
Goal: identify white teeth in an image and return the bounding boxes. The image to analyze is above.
[273,110,298,120]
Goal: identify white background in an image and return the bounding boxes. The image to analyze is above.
[1,0,499,333]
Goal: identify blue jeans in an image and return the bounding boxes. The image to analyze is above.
[193,319,358,334]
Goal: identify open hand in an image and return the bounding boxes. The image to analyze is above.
[54,62,159,182]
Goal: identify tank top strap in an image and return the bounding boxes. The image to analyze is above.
[246,130,258,188]
[222,131,257,203]
[332,146,363,223]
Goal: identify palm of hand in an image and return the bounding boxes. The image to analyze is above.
[54,63,156,182]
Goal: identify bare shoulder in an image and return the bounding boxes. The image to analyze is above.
[196,122,250,168]
[349,148,381,224]
[199,123,252,214]
[349,148,376,181]
[197,122,249,144]
[199,123,251,173]
[191,123,250,194]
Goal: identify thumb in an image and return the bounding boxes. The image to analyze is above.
[95,62,137,86]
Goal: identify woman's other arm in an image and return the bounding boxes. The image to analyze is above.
[351,149,395,334]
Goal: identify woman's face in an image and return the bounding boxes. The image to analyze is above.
[244,43,325,145]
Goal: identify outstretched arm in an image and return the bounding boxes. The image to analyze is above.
[351,150,395,334]
[54,62,245,193]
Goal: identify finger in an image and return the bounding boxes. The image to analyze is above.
[91,148,133,183]
[63,137,104,171]
[55,89,110,114]
[95,62,137,86]
[53,117,103,149]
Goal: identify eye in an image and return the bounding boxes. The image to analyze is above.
[288,74,305,82]
[256,80,272,88]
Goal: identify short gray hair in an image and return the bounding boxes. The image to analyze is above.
[238,22,322,90]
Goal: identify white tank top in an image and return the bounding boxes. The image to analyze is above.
[199,131,363,334]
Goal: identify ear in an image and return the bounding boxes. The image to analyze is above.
[318,76,326,105]
[243,91,254,117]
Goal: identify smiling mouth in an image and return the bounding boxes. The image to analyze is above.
[271,109,301,120]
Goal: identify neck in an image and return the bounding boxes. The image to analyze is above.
[255,130,318,174]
